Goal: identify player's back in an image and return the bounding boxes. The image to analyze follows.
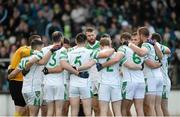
[42,45,66,86]
[68,47,92,87]
[98,52,121,85]
[120,45,144,82]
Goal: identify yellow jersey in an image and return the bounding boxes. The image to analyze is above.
[9,46,32,81]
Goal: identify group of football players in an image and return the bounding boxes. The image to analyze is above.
[8,26,171,116]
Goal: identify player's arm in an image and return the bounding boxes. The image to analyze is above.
[8,68,21,79]
[37,45,61,65]
[59,51,79,75]
[24,51,52,70]
[162,45,171,55]
[26,45,61,69]
[123,60,142,70]
[77,60,96,71]
[97,48,115,58]
[45,65,64,73]
[77,49,102,71]
[101,52,124,68]
[37,51,52,65]
[60,60,79,75]
[128,43,148,57]
[154,43,163,60]
[144,59,161,69]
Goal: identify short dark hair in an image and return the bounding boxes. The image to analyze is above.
[52,31,63,43]
[100,38,111,46]
[132,32,137,36]
[63,38,70,45]
[151,33,162,43]
[31,40,44,49]
[85,27,95,33]
[101,33,110,38]
[138,27,149,37]
[120,32,131,41]
[28,35,41,44]
[76,33,87,44]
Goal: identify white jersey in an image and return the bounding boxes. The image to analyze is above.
[159,44,171,86]
[18,51,44,93]
[86,41,101,83]
[40,45,68,86]
[68,47,97,87]
[161,54,170,85]
[118,45,145,83]
[98,52,125,85]
[142,42,162,78]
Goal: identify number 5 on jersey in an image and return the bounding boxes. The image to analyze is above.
[74,56,82,66]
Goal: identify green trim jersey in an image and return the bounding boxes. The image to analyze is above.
[68,46,77,52]
[68,47,97,87]
[161,54,170,85]
[157,43,171,86]
[98,52,126,85]
[118,45,145,82]
[40,45,68,86]
[142,42,162,78]
[86,40,101,83]
[86,40,100,50]
[18,51,44,93]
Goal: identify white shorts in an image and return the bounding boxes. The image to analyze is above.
[69,85,92,99]
[122,81,145,100]
[162,84,171,99]
[43,85,65,102]
[145,77,163,96]
[98,84,122,102]
[91,81,100,96]
[22,90,43,106]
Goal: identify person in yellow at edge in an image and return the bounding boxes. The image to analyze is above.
[8,35,42,116]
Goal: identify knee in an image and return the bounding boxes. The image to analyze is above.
[146,103,154,109]
[93,105,100,112]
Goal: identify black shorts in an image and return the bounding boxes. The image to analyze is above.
[9,80,26,107]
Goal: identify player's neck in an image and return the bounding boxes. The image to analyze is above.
[77,43,85,47]
[53,42,61,45]
[102,46,111,49]
[143,37,148,43]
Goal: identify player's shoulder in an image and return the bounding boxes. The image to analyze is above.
[20,45,29,49]
[96,40,100,44]
[84,47,93,54]
[41,45,53,53]
[61,47,67,52]
[68,46,77,52]
[17,46,30,52]
[94,40,100,48]
[118,45,127,52]
[42,45,52,50]
[142,42,153,50]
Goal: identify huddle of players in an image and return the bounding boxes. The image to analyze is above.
[8,26,171,116]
